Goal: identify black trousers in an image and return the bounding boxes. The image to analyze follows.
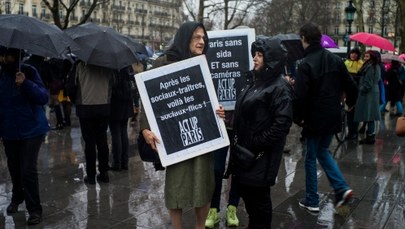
[3,135,44,214]
[347,108,359,136]
[79,117,109,177]
[236,181,272,229]
[109,118,129,168]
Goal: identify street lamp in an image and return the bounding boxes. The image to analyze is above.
[345,0,357,54]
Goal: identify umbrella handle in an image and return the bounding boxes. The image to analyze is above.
[284,65,291,75]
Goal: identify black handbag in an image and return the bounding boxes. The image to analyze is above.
[137,132,161,163]
[232,143,257,170]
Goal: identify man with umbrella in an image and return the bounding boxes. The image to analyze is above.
[0,46,49,225]
[73,61,115,184]
[65,23,142,184]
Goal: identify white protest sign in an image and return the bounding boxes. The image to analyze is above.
[207,28,255,110]
[135,55,229,167]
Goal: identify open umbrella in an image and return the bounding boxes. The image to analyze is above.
[381,53,405,64]
[0,14,78,58]
[65,22,140,70]
[399,54,405,62]
[122,35,148,56]
[321,34,339,48]
[350,32,395,51]
[272,33,304,62]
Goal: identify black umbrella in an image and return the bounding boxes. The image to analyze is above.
[65,22,140,70]
[123,35,148,56]
[272,33,304,62]
[0,14,78,58]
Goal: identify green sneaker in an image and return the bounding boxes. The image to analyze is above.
[226,205,239,227]
[205,208,219,228]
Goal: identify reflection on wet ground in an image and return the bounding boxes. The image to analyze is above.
[1,110,405,228]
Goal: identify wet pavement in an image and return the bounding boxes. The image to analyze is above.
[1,108,405,229]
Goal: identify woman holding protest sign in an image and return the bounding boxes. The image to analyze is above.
[140,21,225,229]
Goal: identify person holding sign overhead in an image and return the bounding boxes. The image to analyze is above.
[140,21,225,229]
[226,37,294,228]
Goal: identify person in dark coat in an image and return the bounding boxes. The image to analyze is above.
[229,37,293,228]
[384,60,404,116]
[293,23,358,213]
[0,47,49,225]
[109,66,134,171]
[354,50,381,144]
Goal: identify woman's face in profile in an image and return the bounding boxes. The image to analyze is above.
[364,53,370,61]
[253,51,264,71]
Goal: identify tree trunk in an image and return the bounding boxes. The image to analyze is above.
[398,0,405,53]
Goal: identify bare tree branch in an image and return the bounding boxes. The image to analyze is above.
[42,0,109,29]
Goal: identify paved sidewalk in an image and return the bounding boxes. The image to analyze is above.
[1,111,405,228]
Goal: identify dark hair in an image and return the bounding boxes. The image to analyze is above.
[391,60,400,67]
[364,50,379,65]
[348,47,361,60]
[0,46,25,57]
[299,23,321,44]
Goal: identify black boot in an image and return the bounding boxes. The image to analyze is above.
[62,102,71,126]
[96,172,110,183]
[345,132,358,140]
[53,104,64,129]
[359,135,375,144]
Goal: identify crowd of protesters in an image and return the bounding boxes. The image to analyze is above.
[1,20,405,228]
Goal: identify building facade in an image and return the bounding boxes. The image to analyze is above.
[0,0,400,52]
[0,0,182,50]
[326,0,399,51]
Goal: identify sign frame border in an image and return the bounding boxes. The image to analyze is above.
[135,55,230,167]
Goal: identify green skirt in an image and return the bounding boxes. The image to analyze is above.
[164,153,215,209]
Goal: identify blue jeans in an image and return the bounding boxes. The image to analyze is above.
[380,101,403,114]
[211,146,240,210]
[364,121,375,135]
[305,135,349,206]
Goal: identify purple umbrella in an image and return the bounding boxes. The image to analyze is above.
[321,34,339,48]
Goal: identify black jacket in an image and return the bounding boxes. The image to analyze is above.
[109,67,135,120]
[232,71,293,187]
[293,44,358,137]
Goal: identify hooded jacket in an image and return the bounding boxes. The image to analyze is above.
[139,21,208,131]
[165,21,208,61]
[0,63,49,139]
[231,37,293,187]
